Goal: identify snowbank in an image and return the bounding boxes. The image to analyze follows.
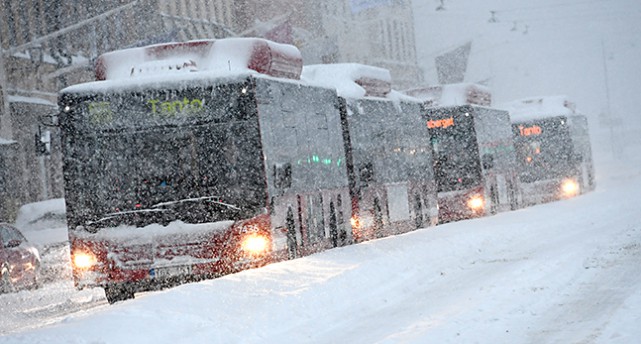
[14,198,68,247]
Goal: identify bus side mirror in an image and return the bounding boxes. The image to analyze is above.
[482,154,494,170]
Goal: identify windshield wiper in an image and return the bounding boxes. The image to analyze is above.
[152,196,241,211]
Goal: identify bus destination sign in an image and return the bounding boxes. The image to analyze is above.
[427,117,455,129]
[518,125,542,137]
[86,95,206,128]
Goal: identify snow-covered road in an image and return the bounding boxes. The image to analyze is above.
[0,267,106,335]
[1,162,640,343]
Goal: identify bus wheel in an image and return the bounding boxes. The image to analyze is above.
[104,284,135,304]
[329,201,338,247]
[490,186,498,215]
[508,180,518,210]
[373,198,384,237]
[414,194,423,229]
[286,207,297,259]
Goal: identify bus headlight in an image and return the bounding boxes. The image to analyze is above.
[241,234,269,256]
[73,251,97,270]
[350,216,361,229]
[467,195,485,211]
[561,179,579,197]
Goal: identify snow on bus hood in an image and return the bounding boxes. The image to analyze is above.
[76,220,235,243]
[75,221,236,268]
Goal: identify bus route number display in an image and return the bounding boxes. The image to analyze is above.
[147,97,204,116]
[518,125,542,137]
[87,96,205,127]
[427,117,454,129]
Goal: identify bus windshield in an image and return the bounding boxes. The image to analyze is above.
[513,117,576,183]
[60,82,267,229]
[428,112,482,193]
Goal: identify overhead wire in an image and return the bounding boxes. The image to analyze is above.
[487,0,641,25]
[416,0,641,73]
[492,0,616,13]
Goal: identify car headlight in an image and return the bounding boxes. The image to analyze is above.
[241,234,269,256]
[467,195,485,211]
[561,179,579,197]
[73,251,97,270]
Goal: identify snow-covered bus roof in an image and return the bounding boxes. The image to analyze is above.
[95,37,302,81]
[60,68,343,97]
[301,63,417,103]
[498,95,579,122]
[60,37,334,96]
[61,70,259,95]
[404,83,492,107]
[302,63,391,99]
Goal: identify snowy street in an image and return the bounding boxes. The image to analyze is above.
[1,159,640,343]
[0,280,106,335]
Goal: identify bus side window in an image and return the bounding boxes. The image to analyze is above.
[482,154,494,170]
[359,162,374,188]
[274,163,292,190]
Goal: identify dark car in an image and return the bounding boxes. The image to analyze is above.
[0,223,41,293]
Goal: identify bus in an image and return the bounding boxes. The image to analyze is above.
[422,103,520,223]
[303,64,438,242]
[505,96,595,205]
[58,38,352,303]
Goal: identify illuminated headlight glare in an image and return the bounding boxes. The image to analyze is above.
[467,195,485,210]
[73,251,97,270]
[350,216,361,229]
[561,179,579,196]
[241,234,269,255]
[352,213,373,229]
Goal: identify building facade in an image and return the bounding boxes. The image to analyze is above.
[319,0,423,89]
[233,0,423,89]
[0,0,240,220]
